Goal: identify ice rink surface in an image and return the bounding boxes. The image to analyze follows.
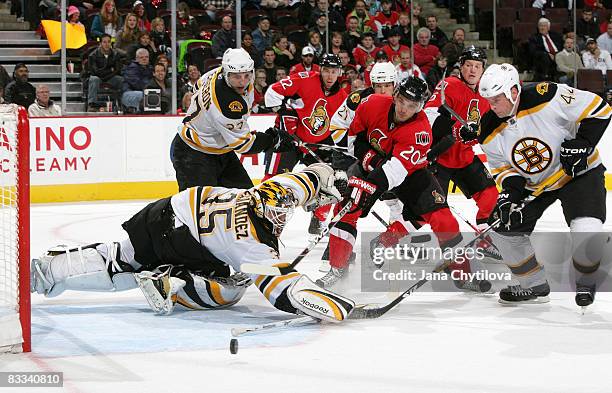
[2,195,612,393]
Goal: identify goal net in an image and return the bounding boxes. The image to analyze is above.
[0,104,30,353]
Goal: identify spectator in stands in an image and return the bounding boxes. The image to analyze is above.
[260,0,289,9]
[156,54,171,77]
[180,64,201,96]
[272,35,296,70]
[91,0,120,39]
[311,0,344,31]
[338,50,351,67]
[397,12,412,47]
[0,86,4,103]
[411,3,426,29]
[4,64,36,109]
[345,0,373,34]
[276,68,288,81]
[382,26,409,64]
[176,2,199,41]
[330,32,344,57]
[121,48,152,112]
[262,47,278,85]
[252,69,267,113]
[597,23,612,54]
[306,31,325,58]
[426,15,448,49]
[290,46,320,74]
[311,13,328,48]
[528,17,563,81]
[28,84,62,117]
[413,27,439,75]
[396,49,424,82]
[242,32,261,67]
[40,0,58,20]
[132,1,150,31]
[180,92,193,114]
[144,63,171,114]
[67,6,83,26]
[150,17,171,55]
[425,54,449,90]
[211,15,236,58]
[0,65,10,93]
[577,8,601,44]
[343,16,362,51]
[298,0,317,27]
[555,36,583,86]
[116,13,141,52]
[582,37,612,75]
[87,34,124,112]
[201,0,235,21]
[369,0,399,39]
[128,31,158,63]
[441,28,465,66]
[392,0,409,13]
[352,31,379,71]
[599,13,612,34]
[252,16,273,55]
[351,77,365,92]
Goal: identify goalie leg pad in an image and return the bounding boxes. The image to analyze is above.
[288,275,355,323]
[31,243,137,297]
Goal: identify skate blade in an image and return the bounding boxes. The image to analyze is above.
[498,295,550,305]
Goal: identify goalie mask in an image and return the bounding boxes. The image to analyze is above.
[253,181,297,236]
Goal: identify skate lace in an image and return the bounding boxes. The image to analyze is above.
[510,285,532,296]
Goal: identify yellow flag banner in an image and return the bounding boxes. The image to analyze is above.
[41,20,87,54]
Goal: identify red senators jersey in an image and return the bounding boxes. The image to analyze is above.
[265,71,348,144]
[424,76,490,168]
[348,94,432,189]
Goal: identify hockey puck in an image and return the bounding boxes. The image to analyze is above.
[229,338,239,354]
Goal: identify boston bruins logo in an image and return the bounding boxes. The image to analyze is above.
[512,138,552,174]
[302,98,330,136]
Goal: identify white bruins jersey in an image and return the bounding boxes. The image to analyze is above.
[480,82,611,192]
[329,87,374,147]
[180,67,255,155]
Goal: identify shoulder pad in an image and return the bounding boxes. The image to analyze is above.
[517,82,558,112]
[214,74,249,120]
[478,109,507,144]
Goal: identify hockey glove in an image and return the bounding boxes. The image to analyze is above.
[346,176,377,214]
[492,191,525,231]
[453,122,480,144]
[560,138,592,177]
[361,149,385,172]
[265,127,295,152]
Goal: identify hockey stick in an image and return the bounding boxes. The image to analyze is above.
[240,201,354,276]
[347,169,566,319]
[447,204,500,256]
[439,74,470,128]
[231,315,320,337]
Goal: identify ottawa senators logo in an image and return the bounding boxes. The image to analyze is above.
[302,98,330,136]
[415,131,431,146]
[368,128,388,156]
[512,138,552,174]
[228,100,243,112]
[432,190,445,204]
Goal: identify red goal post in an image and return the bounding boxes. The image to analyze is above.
[0,104,31,353]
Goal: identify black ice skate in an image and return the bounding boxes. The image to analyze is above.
[575,283,596,311]
[498,282,550,304]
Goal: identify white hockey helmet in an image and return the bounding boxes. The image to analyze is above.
[479,63,521,103]
[222,48,255,86]
[370,61,397,85]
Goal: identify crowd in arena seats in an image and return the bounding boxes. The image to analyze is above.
[2,0,612,114]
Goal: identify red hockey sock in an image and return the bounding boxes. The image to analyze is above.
[472,186,498,224]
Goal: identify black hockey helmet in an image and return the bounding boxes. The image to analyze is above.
[458,45,487,66]
[319,53,342,68]
[395,76,429,103]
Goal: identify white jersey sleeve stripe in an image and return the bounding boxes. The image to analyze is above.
[592,105,612,119]
[577,96,602,123]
